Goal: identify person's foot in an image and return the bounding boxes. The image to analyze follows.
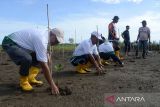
[143,56,146,59]
[77,69,87,74]
[83,68,92,72]
[120,63,124,67]
[135,56,140,59]
[142,54,146,59]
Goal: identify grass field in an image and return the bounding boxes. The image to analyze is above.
[0,45,2,52]
[0,42,160,53]
[52,44,76,52]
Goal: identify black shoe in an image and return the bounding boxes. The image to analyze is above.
[120,62,124,67]
[142,54,146,59]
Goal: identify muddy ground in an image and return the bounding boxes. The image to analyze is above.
[0,51,160,107]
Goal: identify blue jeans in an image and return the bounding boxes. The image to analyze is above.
[2,36,39,76]
[136,40,148,58]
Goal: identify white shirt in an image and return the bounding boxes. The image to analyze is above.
[99,41,114,53]
[139,27,150,40]
[73,39,99,56]
[9,29,48,62]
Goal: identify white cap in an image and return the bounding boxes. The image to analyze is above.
[91,31,102,40]
[50,28,64,43]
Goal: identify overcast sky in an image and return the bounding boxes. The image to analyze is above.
[0,0,160,44]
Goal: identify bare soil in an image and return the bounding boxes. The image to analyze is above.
[0,51,160,107]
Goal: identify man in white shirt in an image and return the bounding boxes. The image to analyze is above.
[2,28,64,94]
[98,39,124,67]
[136,20,150,59]
[70,31,104,74]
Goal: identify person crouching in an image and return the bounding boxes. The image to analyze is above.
[98,39,124,67]
[70,31,104,74]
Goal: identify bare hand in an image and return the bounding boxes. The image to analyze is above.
[100,66,105,71]
[96,67,105,75]
[99,63,104,67]
[51,85,59,95]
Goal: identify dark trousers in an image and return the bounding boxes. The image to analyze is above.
[70,54,97,66]
[135,40,148,58]
[2,37,39,76]
[110,41,120,51]
[99,52,122,65]
[124,41,130,53]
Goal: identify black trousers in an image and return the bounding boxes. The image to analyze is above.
[70,54,97,66]
[124,41,130,53]
[99,52,122,65]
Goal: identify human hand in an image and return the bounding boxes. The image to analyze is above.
[96,66,105,75]
[99,62,104,67]
[100,66,105,71]
[51,84,59,95]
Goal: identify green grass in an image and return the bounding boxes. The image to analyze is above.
[0,45,2,52]
[52,43,76,52]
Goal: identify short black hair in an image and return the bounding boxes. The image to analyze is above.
[141,20,147,23]
[112,16,119,20]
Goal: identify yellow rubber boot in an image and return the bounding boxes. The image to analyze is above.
[115,51,120,59]
[28,66,43,85]
[76,64,87,74]
[20,76,33,91]
[82,62,92,72]
[101,59,110,65]
[115,51,124,60]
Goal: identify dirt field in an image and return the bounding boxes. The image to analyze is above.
[0,51,160,107]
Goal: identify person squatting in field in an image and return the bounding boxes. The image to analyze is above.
[98,38,124,67]
[2,28,64,94]
[70,31,104,74]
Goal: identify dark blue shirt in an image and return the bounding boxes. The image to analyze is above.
[122,30,130,42]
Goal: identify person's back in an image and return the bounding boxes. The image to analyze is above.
[8,29,48,62]
[99,41,114,53]
[10,29,48,52]
[108,22,116,40]
[2,28,64,94]
[73,39,97,56]
[98,41,124,67]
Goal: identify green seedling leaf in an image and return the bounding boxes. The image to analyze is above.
[54,64,64,72]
